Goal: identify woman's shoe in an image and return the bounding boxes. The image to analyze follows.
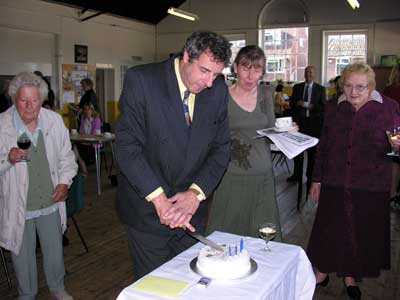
[316,275,329,287]
[346,285,361,300]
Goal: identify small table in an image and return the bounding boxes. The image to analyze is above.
[117,231,315,300]
[70,134,116,195]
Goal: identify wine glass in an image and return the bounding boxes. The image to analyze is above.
[386,127,400,156]
[17,134,31,162]
[258,222,277,252]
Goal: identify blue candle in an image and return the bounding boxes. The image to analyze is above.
[235,245,237,255]
[240,238,243,253]
[228,245,231,256]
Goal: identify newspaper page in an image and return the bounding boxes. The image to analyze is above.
[256,128,319,159]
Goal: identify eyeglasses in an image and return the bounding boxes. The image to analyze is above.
[343,83,369,92]
[239,64,263,73]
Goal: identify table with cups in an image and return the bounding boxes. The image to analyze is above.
[70,131,115,195]
[117,231,315,300]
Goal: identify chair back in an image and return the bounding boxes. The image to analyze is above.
[66,174,84,218]
[101,122,111,133]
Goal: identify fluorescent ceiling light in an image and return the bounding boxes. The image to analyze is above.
[167,7,199,21]
[347,0,360,9]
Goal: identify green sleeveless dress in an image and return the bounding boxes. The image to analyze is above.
[207,87,282,240]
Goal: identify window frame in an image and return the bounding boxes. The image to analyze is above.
[259,27,309,82]
[322,29,368,85]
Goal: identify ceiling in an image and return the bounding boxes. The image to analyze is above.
[44,0,187,25]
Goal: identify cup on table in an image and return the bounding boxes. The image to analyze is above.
[275,117,292,129]
[104,132,112,138]
[95,129,101,135]
[71,129,78,135]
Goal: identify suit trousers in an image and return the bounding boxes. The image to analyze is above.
[11,211,65,300]
[126,224,202,280]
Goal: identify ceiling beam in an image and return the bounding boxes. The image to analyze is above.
[80,11,104,22]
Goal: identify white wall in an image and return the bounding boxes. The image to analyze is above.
[156,0,400,81]
[0,0,156,101]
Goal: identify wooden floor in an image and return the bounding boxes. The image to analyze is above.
[1,156,399,300]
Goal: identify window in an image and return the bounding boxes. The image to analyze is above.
[260,27,308,82]
[267,58,285,73]
[322,31,367,84]
[264,30,282,46]
[336,57,350,75]
[221,35,246,83]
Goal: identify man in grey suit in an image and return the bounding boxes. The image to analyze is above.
[287,66,326,195]
[115,31,232,279]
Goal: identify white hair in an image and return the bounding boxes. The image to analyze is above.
[8,72,48,103]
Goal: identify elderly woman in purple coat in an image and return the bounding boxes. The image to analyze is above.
[307,63,400,300]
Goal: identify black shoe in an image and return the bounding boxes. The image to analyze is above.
[316,275,329,287]
[286,175,298,183]
[346,286,361,300]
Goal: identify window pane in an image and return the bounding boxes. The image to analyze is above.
[324,31,367,84]
[260,27,308,82]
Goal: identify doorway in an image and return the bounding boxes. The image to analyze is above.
[96,68,115,123]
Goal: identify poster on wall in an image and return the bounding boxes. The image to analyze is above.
[61,64,96,106]
[61,64,95,128]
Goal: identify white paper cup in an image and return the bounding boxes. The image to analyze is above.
[95,129,101,135]
[71,129,78,135]
[275,117,292,129]
[104,132,112,138]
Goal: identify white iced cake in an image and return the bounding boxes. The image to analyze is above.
[196,245,251,279]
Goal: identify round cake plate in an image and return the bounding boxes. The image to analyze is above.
[189,257,258,280]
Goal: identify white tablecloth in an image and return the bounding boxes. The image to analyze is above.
[117,231,315,300]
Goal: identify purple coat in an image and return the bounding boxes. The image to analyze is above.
[312,93,400,192]
[307,92,400,277]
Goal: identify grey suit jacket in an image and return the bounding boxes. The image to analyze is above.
[115,57,231,233]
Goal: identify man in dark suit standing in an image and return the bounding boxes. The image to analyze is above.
[115,31,232,279]
[287,66,326,195]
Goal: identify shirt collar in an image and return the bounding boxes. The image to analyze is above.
[305,81,314,88]
[338,90,383,104]
[174,57,189,100]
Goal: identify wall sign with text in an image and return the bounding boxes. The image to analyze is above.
[74,44,88,64]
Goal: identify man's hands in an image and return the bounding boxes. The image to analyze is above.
[165,190,199,232]
[151,193,173,226]
[52,184,68,202]
[151,190,200,232]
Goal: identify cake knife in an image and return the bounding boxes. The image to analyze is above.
[182,227,224,252]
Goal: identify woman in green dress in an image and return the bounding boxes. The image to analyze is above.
[207,45,282,240]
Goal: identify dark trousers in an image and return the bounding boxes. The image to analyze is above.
[293,145,317,195]
[126,224,203,280]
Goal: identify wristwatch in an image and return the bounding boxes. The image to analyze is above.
[189,188,206,201]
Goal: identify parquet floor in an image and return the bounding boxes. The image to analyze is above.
[1,156,399,299]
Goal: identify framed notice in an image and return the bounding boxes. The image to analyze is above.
[74,44,88,64]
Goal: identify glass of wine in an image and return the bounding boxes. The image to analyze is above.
[258,222,277,252]
[17,134,31,162]
[386,127,400,156]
